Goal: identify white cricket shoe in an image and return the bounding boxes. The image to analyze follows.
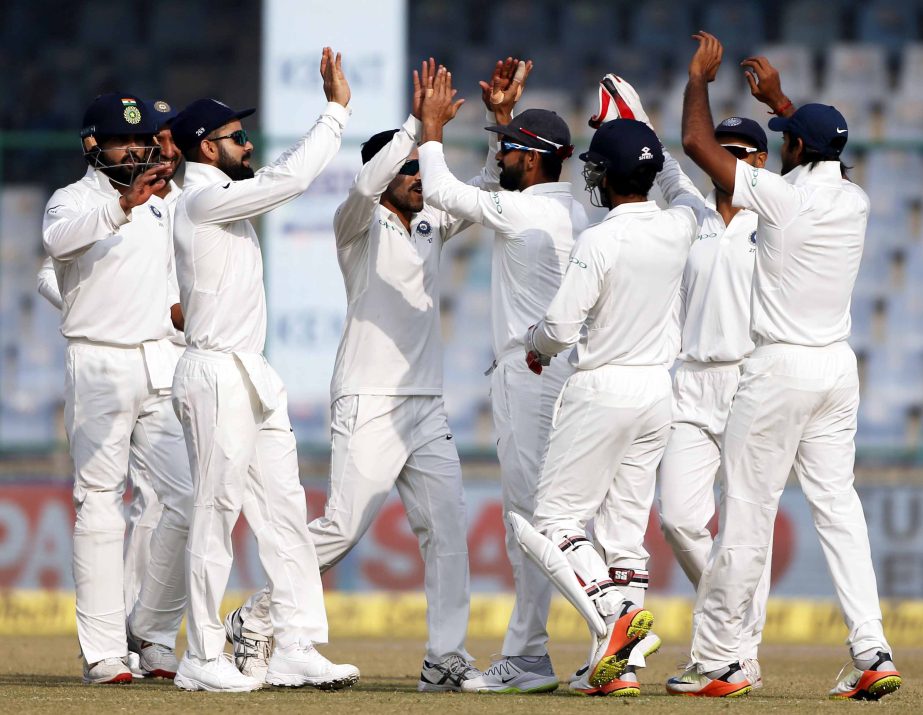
[741,658,763,690]
[224,606,271,682]
[127,628,178,678]
[417,654,481,692]
[665,662,752,697]
[82,656,132,685]
[461,655,558,694]
[124,652,146,679]
[265,643,359,690]
[174,653,263,692]
[828,651,901,700]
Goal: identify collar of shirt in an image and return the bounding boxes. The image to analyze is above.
[521,181,573,197]
[375,204,412,237]
[785,160,843,187]
[602,200,659,221]
[183,160,233,187]
[704,188,755,222]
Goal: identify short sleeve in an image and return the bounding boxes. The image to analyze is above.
[731,160,799,227]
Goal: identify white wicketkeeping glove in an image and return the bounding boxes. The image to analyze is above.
[588,74,654,130]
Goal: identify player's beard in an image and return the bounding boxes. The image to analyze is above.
[388,178,424,215]
[217,143,255,181]
[499,159,525,191]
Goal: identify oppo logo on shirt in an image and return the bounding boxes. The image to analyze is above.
[750,167,759,186]
[377,218,404,234]
[490,191,503,214]
[569,256,587,269]
[696,232,718,241]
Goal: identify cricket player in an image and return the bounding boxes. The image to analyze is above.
[589,74,773,688]
[169,48,359,692]
[416,58,588,693]
[37,98,189,681]
[231,60,484,693]
[666,33,901,700]
[42,93,191,684]
[517,115,697,696]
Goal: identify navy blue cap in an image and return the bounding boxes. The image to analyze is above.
[768,103,848,158]
[171,98,256,152]
[146,100,179,130]
[81,92,156,138]
[714,116,768,153]
[486,108,574,157]
[579,118,664,178]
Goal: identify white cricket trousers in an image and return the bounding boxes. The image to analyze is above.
[123,461,161,615]
[65,340,191,664]
[690,342,892,670]
[533,365,672,608]
[658,360,770,660]
[172,349,327,660]
[240,394,471,663]
[491,353,572,656]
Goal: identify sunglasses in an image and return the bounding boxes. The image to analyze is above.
[500,139,552,155]
[721,143,759,160]
[209,129,250,146]
[398,159,419,176]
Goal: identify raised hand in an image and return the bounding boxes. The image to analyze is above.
[119,164,171,214]
[412,57,437,120]
[320,47,351,108]
[741,55,793,116]
[422,66,465,127]
[479,57,532,124]
[689,32,723,83]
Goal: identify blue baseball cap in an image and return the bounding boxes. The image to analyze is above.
[768,103,848,158]
[579,118,664,178]
[81,92,156,138]
[714,116,768,153]
[146,99,179,130]
[171,98,256,152]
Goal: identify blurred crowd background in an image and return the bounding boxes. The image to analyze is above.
[3,0,923,467]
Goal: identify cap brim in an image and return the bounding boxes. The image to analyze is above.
[234,107,256,121]
[485,123,541,148]
[767,115,790,133]
[578,150,607,165]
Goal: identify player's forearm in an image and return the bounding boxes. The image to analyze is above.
[531,318,579,357]
[418,142,483,222]
[36,262,63,310]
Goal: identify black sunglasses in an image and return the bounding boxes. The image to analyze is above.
[398,159,419,176]
[209,129,250,147]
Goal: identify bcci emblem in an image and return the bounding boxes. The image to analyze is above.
[416,220,433,242]
[150,205,162,219]
[749,230,757,252]
[124,105,142,125]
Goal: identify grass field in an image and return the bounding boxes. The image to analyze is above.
[3,637,918,713]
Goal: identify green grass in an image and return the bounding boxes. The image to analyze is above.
[3,637,918,713]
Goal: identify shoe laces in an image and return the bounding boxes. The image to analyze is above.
[483,658,518,678]
[441,654,478,678]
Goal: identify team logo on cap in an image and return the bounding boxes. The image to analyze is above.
[150,205,162,219]
[639,146,654,161]
[722,117,743,127]
[121,97,142,125]
[154,100,171,113]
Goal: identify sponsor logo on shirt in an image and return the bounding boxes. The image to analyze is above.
[696,232,717,241]
[47,205,63,215]
[150,205,162,219]
[750,167,759,186]
[490,191,503,214]
[569,256,587,269]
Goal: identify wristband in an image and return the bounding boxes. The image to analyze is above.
[771,100,793,116]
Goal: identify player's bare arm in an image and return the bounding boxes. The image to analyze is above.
[420,66,465,144]
[321,46,351,108]
[681,32,736,194]
[741,56,795,118]
[479,57,532,126]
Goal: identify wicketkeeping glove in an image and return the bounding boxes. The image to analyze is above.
[524,324,553,375]
[588,73,653,130]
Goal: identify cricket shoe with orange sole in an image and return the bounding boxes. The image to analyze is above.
[586,603,654,690]
[829,651,901,701]
[570,631,662,696]
[666,661,752,697]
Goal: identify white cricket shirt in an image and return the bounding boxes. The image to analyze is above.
[331,116,476,402]
[656,151,757,363]
[419,141,589,359]
[732,159,866,347]
[174,102,349,355]
[42,167,176,345]
[532,201,697,369]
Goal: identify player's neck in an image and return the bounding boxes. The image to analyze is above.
[380,197,412,231]
[714,190,741,226]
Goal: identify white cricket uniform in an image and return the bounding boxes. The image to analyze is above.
[689,160,891,670]
[38,187,187,621]
[172,101,349,660]
[529,199,696,617]
[239,116,478,663]
[652,153,770,659]
[42,169,192,663]
[418,138,588,656]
